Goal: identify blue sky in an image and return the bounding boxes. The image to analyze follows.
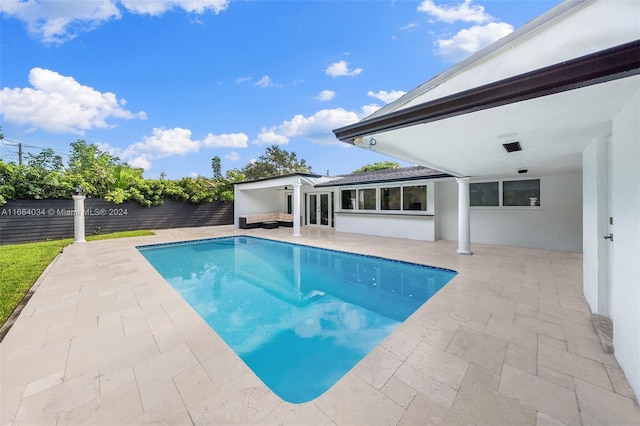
[1,0,561,179]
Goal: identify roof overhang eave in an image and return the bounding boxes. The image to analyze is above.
[333,40,640,144]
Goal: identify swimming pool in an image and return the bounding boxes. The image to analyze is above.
[138,236,456,403]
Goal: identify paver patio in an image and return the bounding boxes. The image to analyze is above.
[1,225,639,425]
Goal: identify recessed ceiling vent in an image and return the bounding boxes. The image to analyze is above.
[503,141,522,153]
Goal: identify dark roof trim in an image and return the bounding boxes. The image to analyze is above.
[315,173,450,188]
[234,172,322,185]
[334,40,640,143]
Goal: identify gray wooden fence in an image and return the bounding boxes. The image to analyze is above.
[0,199,233,245]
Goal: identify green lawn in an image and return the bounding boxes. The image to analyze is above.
[0,230,154,327]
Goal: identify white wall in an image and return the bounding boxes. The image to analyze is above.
[610,89,640,398]
[234,188,284,227]
[582,134,611,315]
[335,213,435,241]
[436,174,583,252]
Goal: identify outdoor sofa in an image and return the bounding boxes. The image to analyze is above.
[239,212,294,229]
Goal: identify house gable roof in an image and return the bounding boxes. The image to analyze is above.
[315,166,449,187]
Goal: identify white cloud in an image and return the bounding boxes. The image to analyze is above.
[115,127,248,170]
[314,90,336,102]
[235,76,252,84]
[0,67,146,134]
[254,107,370,146]
[326,60,363,78]
[225,151,240,162]
[254,75,275,88]
[400,22,418,31]
[202,132,248,148]
[0,0,229,44]
[367,90,406,104]
[417,0,490,24]
[436,22,513,61]
[121,0,229,16]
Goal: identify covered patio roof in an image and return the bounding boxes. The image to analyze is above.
[333,0,640,178]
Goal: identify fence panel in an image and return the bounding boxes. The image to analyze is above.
[0,199,233,245]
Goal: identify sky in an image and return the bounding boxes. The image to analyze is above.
[0,0,562,179]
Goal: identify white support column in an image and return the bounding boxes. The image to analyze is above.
[293,182,302,237]
[72,195,86,243]
[456,177,472,255]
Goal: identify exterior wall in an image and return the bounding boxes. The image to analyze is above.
[234,187,285,227]
[335,214,435,241]
[436,174,583,252]
[610,89,640,398]
[582,134,611,315]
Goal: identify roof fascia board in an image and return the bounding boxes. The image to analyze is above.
[334,40,640,143]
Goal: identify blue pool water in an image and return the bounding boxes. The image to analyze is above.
[137,236,456,403]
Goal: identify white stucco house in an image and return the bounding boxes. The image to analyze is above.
[331,0,640,401]
[234,0,639,401]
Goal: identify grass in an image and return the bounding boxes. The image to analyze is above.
[0,230,155,327]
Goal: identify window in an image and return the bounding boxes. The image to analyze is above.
[503,179,540,206]
[359,188,377,210]
[341,189,356,210]
[470,182,499,206]
[381,187,401,210]
[470,179,540,207]
[403,185,427,211]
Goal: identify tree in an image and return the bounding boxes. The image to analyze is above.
[352,161,402,174]
[211,156,222,179]
[241,145,311,180]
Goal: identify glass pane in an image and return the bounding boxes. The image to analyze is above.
[503,179,541,206]
[381,187,401,210]
[402,185,427,211]
[320,194,329,225]
[359,188,377,210]
[470,182,499,206]
[341,189,356,210]
[309,195,317,224]
[286,194,293,214]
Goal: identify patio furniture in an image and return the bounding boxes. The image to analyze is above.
[239,212,293,229]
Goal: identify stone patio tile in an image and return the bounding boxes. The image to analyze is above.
[452,370,536,426]
[406,341,469,390]
[65,329,158,378]
[138,378,192,424]
[538,334,567,351]
[22,369,65,398]
[399,391,473,425]
[0,339,69,391]
[514,314,565,340]
[537,364,575,391]
[536,412,567,426]
[566,334,618,367]
[173,363,220,411]
[380,376,418,409]
[0,385,24,425]
[201,348,265,392]
[474,294,517,322]
[314,374,405,426]
[13,369,100,425]
[446,326,508,374]
[498,364,579,425]
[184,322,230,363]
[55,379,143,426]
[538,343,612,390]
[133,343,200,392]
[605,363,637,399]
[99,365,136,395]
[394,318,455,351]
[393,363,458,408]
[505,342,537,375]
[575,378,640,425]
[352,345,403,390]
[258,402,334,425]
[484,315,538,350]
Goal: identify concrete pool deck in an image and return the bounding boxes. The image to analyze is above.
[1,225,639,425]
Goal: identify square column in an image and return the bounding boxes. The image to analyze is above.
[293,182,302,237]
